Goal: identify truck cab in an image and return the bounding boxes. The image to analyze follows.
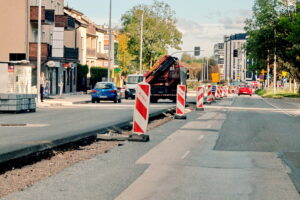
[125,74,144,99]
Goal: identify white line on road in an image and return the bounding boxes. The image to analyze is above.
[197,135,204,141]
[262,98,294,117]
[181,151,190,159]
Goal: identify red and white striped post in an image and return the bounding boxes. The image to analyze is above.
[129,82,151,142]
[207,85,214,104]
[224,86,228,97]
[196,86,204,111]
[215,86,221,100]
[175,85,187,120]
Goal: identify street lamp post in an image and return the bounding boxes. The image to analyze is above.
[37,0,42,102]
[139,11,144,74]
[107,0,112,82]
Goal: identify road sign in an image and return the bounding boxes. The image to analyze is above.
[211,73,220,83]
[282,71,287,77]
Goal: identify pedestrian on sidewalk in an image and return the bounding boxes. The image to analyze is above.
[40,72,46,102]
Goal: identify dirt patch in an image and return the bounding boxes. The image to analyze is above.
[0,106,190,198]
[0,141,120,198]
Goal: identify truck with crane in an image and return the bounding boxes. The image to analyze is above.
[144,55,188,103]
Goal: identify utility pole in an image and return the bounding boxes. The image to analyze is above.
[206,57,209,81]
[267,50,270,88]
[37,0,42,102]
[108,0,112,82]
[274,49,277,94]
[139,11,144,74]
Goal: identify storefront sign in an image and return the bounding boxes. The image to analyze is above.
[8,64,14,72]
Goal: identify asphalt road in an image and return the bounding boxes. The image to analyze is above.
[0,99,175,163]
[3,95,300,200]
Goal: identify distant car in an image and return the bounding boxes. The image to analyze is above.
[125,74,144,99]
[91,82,121,103]
[238,85,253,96]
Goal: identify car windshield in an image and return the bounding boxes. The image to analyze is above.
[95,83,113,89]
[127,76,143,84]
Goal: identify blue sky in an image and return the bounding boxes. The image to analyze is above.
[66,0,255,56]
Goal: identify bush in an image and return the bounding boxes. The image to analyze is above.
[77,64,88,92]
[90,67,111,88]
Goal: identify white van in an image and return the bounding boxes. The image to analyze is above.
[125,74,144,99]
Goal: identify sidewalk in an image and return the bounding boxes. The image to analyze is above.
[41,93,91,106]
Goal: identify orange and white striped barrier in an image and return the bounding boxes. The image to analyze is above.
[196,86,204,111]
[129,82,151,142]
[175,85,187,119]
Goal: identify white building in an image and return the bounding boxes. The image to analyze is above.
[214,43,225,80]
[224,33,247,81]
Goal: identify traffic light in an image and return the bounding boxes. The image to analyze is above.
[233,49,238,57]
[194,47,200,56]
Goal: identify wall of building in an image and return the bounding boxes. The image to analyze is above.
[0,0,27,61]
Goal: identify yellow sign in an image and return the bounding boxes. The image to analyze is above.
[261,69,266,75]
[211,73,220,83]
[282,71,287,77]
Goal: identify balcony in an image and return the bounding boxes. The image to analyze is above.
[64,47,79,60]
[29,43,49,61]
[55,15,67,27]
[97,53,109,60]
[87,48,96,57]
[30,6,45,22]
[55,15,75,30]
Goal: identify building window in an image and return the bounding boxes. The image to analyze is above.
[42,31,46,43]
[9,53,26,61]
[98,41,102,53]
[56,2,61,14]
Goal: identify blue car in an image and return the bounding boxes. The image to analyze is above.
[91,82,121,103]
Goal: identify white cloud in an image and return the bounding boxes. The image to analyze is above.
[170,10,252,57]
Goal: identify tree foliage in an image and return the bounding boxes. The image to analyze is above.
[245,0,300,80]
[116,33,133,75]
[121,1,182,72]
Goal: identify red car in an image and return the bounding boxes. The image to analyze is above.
[238,85,253,96]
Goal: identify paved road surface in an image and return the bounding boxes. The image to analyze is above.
[0,100,175,163]
[2,95,300,200]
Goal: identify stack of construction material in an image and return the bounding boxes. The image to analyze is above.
[0,94,37,113]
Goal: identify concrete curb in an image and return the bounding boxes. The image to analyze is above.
[0,107,175,165]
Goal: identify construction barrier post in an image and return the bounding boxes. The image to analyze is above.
[206,85,215,104]
[128,82,151,142]
[196,86,204,111]
[175,85,187,120]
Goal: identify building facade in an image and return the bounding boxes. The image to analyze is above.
[214,43,225,80]
[224,33,247,81]
[0,0,79,96]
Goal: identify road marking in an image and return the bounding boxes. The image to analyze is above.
[197,135,204,141]
[207,124,212,129]
[262,98,294,117]
[181,151,190,159]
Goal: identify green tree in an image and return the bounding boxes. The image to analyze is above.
[121,1,182,71]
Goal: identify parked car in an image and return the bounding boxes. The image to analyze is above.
[238,85,253,96]
[91,82,121,103]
